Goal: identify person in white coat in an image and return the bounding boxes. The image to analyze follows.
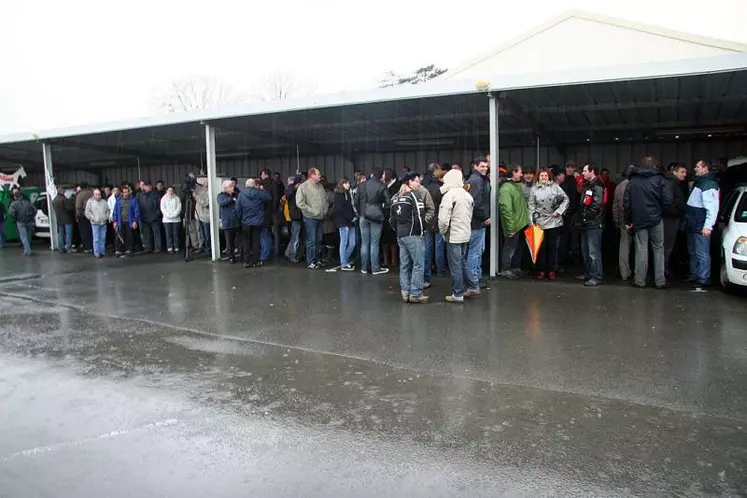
[528,168,569,280]
[438,169,476,303]
[160,186,182,254]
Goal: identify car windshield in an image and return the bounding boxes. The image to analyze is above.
[736,192,747,223]
[34,196,48,216]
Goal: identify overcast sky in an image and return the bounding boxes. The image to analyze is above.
[1,0,746,135]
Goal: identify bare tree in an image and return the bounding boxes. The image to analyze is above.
[157,75,247,113]
[252,71,317,102]
[379,64,447,87]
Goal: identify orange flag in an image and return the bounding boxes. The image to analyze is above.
[524,225,544,264]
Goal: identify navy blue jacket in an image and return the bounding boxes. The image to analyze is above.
[235,187,270,227]
[217,192,238,229]
[623,167,672,231]
[138,190,161,223]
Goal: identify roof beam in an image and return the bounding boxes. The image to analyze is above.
[210,123,324,154]
[53,138,200,166]
[529,94,747,114]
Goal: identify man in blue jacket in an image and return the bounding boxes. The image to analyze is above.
[684,159,720,291]
[112,185,141,256]
[235,178,270,268]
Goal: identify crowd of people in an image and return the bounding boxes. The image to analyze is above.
[0,155,724,298]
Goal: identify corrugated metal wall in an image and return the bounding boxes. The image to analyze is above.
[18,139,747,189]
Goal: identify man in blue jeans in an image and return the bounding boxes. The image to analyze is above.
[466,157,492,284]
[424,164,448,286]
[52,191,75,252]
[8,190,36,255]
[356,168,390,275]
[295,168,329,269]
[390,173,434,303]
[577,163,605,286]
[684,159,720,291]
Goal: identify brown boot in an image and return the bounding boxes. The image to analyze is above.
[408,295,429,304]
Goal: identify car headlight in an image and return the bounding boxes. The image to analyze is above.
[734,237,747,256]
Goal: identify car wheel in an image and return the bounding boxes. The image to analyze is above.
[720,250,737,294]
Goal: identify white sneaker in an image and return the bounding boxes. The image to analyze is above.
[445,295,464,303]
[340,265,355,271]
[372,268,390,275]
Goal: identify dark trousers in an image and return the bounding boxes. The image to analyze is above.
[242,225,262,265]
[78,216,93,251]
[224,228,238,260]
[663,217,680,273]
[141,220,162,252]
[115,225,135,253]
[536,227,560,272]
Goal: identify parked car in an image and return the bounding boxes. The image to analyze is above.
[34,189,76,238]
[719,184,747,292]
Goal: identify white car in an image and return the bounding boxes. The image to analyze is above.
[34,189,76,238]
[719,185,747,291]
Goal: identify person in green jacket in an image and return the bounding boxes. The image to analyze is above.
[499,165,531,278]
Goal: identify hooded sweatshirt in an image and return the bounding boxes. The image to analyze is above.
[438,169,474,244]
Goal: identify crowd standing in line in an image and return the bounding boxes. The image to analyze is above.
[1,155,724,297]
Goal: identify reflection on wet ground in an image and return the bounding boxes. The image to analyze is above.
[1,250,746,496]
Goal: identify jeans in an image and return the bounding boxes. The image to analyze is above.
[199,221,211,250]
[242,225,262,265]
[260,227,273,261]
[634,221,665,287]
[398,236,425,298]
[16,222,32,254]
[447,242,479,297]
[688,232,711,285]
[581,227,603,282]
[164,222,180,251]
[501,234,520,272]
[141,220,163,252]
[359,218,383,273]
[0,221,5,248]
[536,226,560,272]
[618,226,632,280]
[303,217,323,266]
[57,223,73,251]
[285,220,302,261]
[91,223,107,256]
[338,226,356,267]
[424,231,448,283]
[466,227,486,283]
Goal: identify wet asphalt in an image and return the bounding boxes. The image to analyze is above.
[1,244,747,497]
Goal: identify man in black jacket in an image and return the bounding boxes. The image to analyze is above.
[356,168,390,275]
[578,163,605,286]
[465,157,491,286]
[52,191,76,253]
[138,182,162,253]
[664,164,688,275]
[623,157,673,289]
[284,175,303,262]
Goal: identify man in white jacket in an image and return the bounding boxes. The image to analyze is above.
[438,169,477,303]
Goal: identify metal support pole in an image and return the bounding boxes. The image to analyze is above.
[488,95,500,278]
[204,124,221,261]
[536,136,540,172]
[42,142,59,251]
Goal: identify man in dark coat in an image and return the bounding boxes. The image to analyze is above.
[663,164,687,275]
[623,157,673,289]
[424,163,448,284]
[137,182,162,253]
[52,191,76,253]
